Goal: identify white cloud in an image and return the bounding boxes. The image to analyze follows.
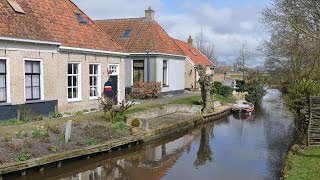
[72,0,268,65]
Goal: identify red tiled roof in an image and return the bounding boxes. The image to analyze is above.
[95,18,185,56]
[173,38,214,67]
[0,0,123,52]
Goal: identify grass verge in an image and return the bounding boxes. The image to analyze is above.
[169,96,202,105]
[285,146,320,180]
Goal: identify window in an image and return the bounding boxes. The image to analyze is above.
[122,29,132,38]
[89,64,100,98]
[75,13,87,24]
[133,60,144,83]
[7,0,24,13]
[68,63,81,100]
[163,60,168,86]
[25,61,41,100]
[0,60,6,102]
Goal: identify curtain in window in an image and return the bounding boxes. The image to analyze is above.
[0,75,5,102]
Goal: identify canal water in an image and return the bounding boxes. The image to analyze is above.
[8,89,294,180]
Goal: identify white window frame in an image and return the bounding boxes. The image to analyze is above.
[23,58,44,102]
[0,57,10,103]
[67,62,82,102]
[163,60,169,87]
[89,63,101,100]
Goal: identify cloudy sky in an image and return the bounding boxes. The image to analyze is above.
[73,0,270,66]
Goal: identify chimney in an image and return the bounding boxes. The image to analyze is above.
[187,36,193,45]
[145,6,155,21]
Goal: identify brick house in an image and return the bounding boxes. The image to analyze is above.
[95,7,186,95]
[173,37,215,90]
[0,0,127,120]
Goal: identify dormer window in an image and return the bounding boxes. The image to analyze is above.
[75,13,87,24]
[122,29,132,38]
[7,0,24,14]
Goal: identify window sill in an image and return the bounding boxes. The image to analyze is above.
[89,97,99,101]
[163,85,169,88]
[67,99,83,103]
[0,102,12,107]
[25,100,46,104]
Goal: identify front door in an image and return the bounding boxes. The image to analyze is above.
[109,64,119,103]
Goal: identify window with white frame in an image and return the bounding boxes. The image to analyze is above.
[163,60,168,86]
[89,64,100,98]
[25,61,41,100]
[0,60,7,102]
[68,63,81,100]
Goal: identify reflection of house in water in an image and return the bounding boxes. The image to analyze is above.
[65,134,196,180]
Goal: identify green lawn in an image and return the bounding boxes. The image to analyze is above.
[286,147,320,180]
[124,104,165,115]
[213,94,234,104]
[169,96,202,105]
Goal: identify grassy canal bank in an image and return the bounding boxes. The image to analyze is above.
[0,95,233,176]
[284,146,320,180]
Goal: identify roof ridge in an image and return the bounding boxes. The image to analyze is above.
[94,17,145,22]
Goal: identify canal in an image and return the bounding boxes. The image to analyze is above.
[8,89,294,180]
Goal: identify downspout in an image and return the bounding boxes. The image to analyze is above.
[194,66,197,89]
[147,52,150,82]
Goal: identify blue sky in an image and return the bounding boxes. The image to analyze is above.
[73,0,270,66]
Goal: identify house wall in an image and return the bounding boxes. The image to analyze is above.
[156,56,185,93]
[185,58,215,90]
[185,58,196,90]
[0,41,125,117]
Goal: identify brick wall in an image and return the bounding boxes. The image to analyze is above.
[0,48,125,114]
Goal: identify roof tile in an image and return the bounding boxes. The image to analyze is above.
[95,18,184,56]
[0,0,123,52]
[173,38,215,67]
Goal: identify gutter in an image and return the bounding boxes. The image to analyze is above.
[0,36,61,46]
[130,52,186,59]
[59,46,129,56]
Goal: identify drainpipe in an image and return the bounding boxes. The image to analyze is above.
[147,52,150,82]
[194,66,197,89]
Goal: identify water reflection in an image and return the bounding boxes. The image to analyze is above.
[9,89,294,180]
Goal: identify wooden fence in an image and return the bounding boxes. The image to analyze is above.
[305,96,320,146]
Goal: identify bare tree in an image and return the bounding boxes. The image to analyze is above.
[194,30,216,63]
[261,0,320,90]
[235,42,251,80]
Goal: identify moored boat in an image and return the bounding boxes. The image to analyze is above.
[232,100,254,113]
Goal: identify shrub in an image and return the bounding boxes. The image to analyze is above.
[112,122,129,130]
[90,108,97,112]
[15,131,24,139]
[45,124,60,134]
[236,80,246,92]
[132,82,161,99]
[48,145,59,153]
[3,133,11,142]
[15,153,31,162]
[83,109,90,113]
[131,119,140,128]
[53,112,63,118]
[212,81,233,97]
[76,111,83,116]
[245,84,266,104]
[31,126,49,139]
[85,138,97,147]
[64,112,72,116]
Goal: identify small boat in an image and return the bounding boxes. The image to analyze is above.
[232,100,254,113]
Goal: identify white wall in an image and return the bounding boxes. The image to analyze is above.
[156,56,185,92]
